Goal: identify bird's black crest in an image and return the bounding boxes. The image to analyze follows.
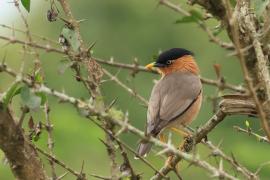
[156,48,194,65]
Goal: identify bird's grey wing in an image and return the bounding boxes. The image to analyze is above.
[146,72,201,136]
[146,79,163,136]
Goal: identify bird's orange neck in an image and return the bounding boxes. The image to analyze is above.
[158,55,199,76]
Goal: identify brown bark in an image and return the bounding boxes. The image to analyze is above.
[0,103,46,180]
[190,0,270,142]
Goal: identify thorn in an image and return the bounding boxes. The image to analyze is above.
[12,23,15,37]
[217,139,223,148]
[59,17,73,28]
[80,160,85,174]
[56,172,68,180]
[155,148,170,156]
[105,98,117,112]
[99,138,110,149]
[213,64,221,79]
[109,56,114,62]
[230,152,239,165]
[2,51,7,64]
[219,159,223,171]
[77,19,87,23]
[87,41,97,54]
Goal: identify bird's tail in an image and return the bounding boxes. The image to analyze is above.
[136,141,153,158]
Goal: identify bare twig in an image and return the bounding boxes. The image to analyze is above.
[233,126,270,143]
[44,103,57,179]
[203,140,258,179]
[0,63,238,180]
[159,0,234,50]
[35,146,86,179]
[224,0,270,140]
[103,69,148,106]
[14,0,41,70]
[0,35,246,93]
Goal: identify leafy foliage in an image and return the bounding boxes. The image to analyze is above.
[3,82,21,109]
[61,26,81,52]
[21,0,30,12]
[20,86,42,110]
[253,0,269,18]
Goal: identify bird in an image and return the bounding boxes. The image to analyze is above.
[137,48,202,161]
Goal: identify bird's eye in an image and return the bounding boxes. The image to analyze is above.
[166,60,174,65]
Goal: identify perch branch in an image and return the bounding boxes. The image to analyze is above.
[0,63,238,180]
[0,104,46,180]
[0,34,245,93]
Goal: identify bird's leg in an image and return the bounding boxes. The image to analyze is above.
[165,128,193,169]
[159,133,174,168]
[165,155,175,169]
[170,127,192,137]
[159,133,166,143]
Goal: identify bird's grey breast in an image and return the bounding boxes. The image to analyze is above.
[146,71,201,135]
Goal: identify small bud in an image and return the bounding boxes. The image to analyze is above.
[47,9,58,22]
[245,120,250,128]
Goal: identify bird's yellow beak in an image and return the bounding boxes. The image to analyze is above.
[145,62,155,70]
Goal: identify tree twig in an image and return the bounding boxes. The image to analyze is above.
[44,103,57,179]
[35,145,86,180]
[233,126,270,143]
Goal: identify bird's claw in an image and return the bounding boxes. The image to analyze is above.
[165,155,179,169]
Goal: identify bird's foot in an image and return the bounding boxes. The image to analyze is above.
[165,155,174,169]
[165,155,180,169]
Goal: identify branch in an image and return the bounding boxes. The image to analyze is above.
[188,0,227,21]
[44,103,57,179]
[35,146,86,180]
[233,126,270,143]
[0,63,238,180]
[103,69,148,106]
[224,0,270,140]
[204,140,257,179]
[159,0,234,50]
[0,104,46,180]
[0,35,245,93]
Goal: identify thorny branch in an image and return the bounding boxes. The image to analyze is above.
[0,63,255,180]
[224,0,270,140]
[57,1,120,179]
[0,34,246,93]
[159,0,234,50]
[233,125,270,143]
[1,0,270,179]
[44,103,57,180]
[35,145,86,180]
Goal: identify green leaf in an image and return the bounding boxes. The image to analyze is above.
[21,0,30,12]
[34,70,43,83]
[254,0,269,18]
[230,0,237,7]
[3,82,21,109]
[245,120,250,128]
[35,92,47,105]
[61,26,81,52]
[58,61,74,74]
[33,134,40,141]
[213,27,224,36]
[20,86,41,110]
[175,9,203,24]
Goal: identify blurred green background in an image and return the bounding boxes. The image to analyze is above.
[0,0,269,179]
